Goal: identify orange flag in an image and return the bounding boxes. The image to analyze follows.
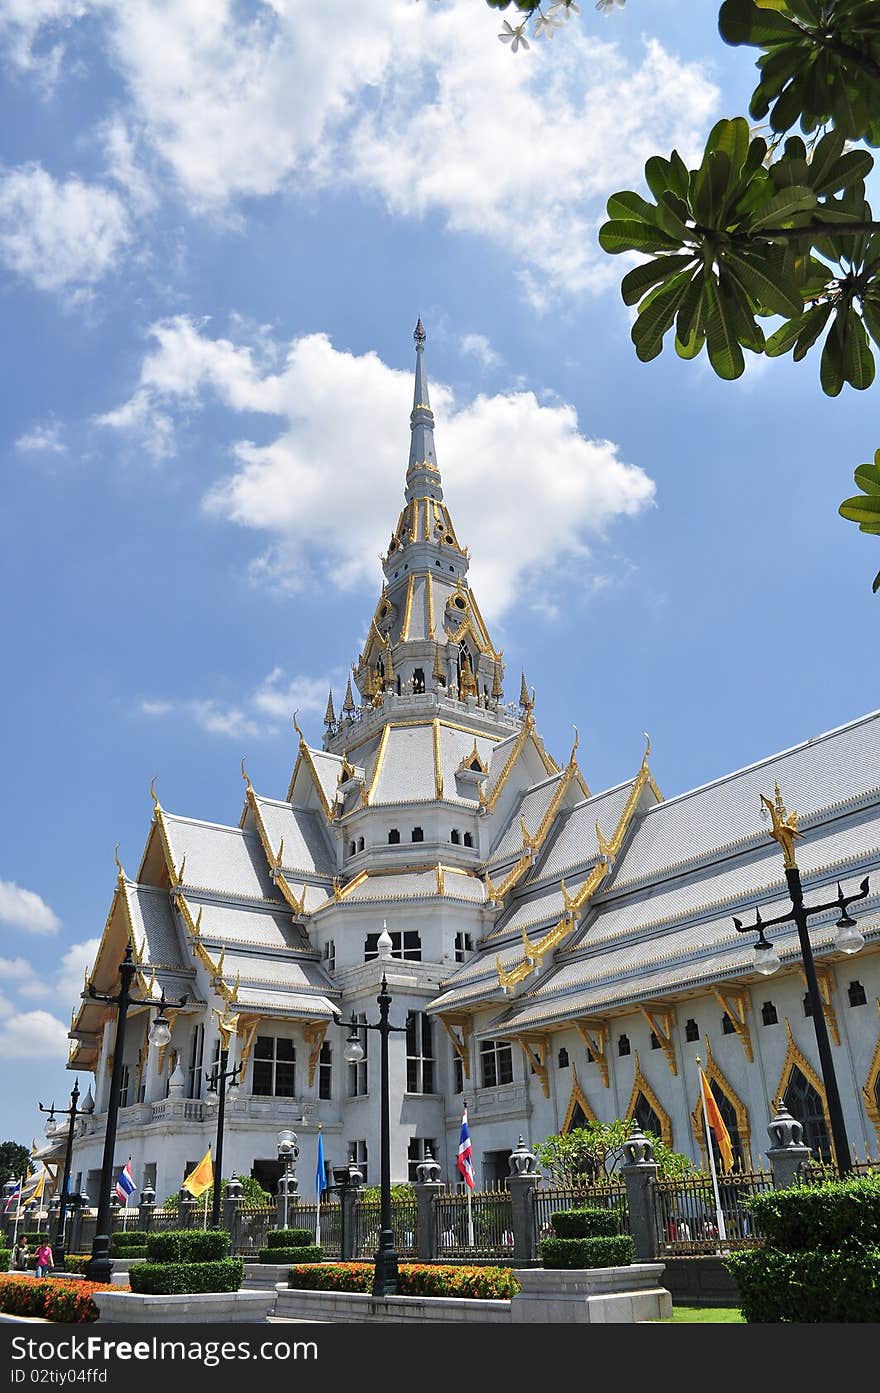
[182,1147,214,1198]
[700,1069,734,1173]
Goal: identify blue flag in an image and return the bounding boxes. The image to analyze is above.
[315,1131,326,1200]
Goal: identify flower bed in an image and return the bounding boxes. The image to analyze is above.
[0,1275,126,1323]
[287,1262,520,1299]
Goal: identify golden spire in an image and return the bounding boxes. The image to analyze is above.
[343,675,356,714]
[459,649,477,698]
[760,782,801,869]
[324,688,336,728]
[433,642,446,684]
[491,657,504,700]
[519,672,534,714]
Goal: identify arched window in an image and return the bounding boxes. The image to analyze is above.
[349,841,356,856]
[761,1001,778,1026]
[848,981,867,1007]
[411,827,424,843]
[463,831,473,848]
[784,1065,831,1163]
[396,675,401,695]
[557,1048,569,1069]
[633,1093,662,1139]
[803,993,814,1018]
[388,828,400,845]
[650,1032,661,1050]
[376,656,385,679]
[357,836,364,852]
[684,1019,699,1043]
[450,829,461,845]
[706,1079,745,1171]
[721,1013,736,1035]
[618,1034,630,1057]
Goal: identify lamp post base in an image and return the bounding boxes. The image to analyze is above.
[372,1242,399,1297]
[84,1235,113,1286]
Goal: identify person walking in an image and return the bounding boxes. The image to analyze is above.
[34,1239,54,1277]
[11,1238,30,1272]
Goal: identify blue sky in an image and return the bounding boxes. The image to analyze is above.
[1,0,878,1152]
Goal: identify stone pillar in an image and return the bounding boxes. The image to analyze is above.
[223,1173,244,1242]
[137,1185,155,1233]
[414,1149,443,1261]
[508,1137,541,1266]
[621,1122,659,1262]
[275,1132,300,1230]
[341,1183,360,1262]
[178,1189,196,1230]
[766,1100,812,1190]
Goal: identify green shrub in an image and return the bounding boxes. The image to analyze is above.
[743,1172,880,1251]
[550,1207,619,1239]
[540,1235,634,1269]
[0,1250,10,1270]
[726,1246,880,1323]
[145,1229,230,1262]
[266,1229,312,1248]
[258,1246,323,1264]
[286,1262,520,1299]
[0,1275,120,1323]
[129,1259,243,1295]
[109,1232,149,1255]
[62,1257,92,1274]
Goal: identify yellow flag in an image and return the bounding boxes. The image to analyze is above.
[700,1069,734,1174]
[22,1169,46,1202]
[182,1148,214,1198]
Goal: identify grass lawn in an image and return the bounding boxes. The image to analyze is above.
[664,1305,745,1323]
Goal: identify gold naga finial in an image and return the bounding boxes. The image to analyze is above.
[213,1004,239,1050]
[292,710,306,745]
[177,853,186,886]
[241,756,251,789]
[276,837,285,869]
[520,816,537,851]
[561,877,575,915]
[114,843,125,881]
[150,775,160,809]
[642,731,651,764]
[568,725,579,768]
[191,906,203,938]
[760,782,801,869]
[216,946,225,978]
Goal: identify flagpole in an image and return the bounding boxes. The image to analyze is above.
[466,1185,474,1247]
[203,1192,208,1230]
[696,1057,727,1243]
[10,1178,23,1247]
[315,1128,322,1249]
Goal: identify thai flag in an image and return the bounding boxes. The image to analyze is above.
[3,1177,22,1212]
[115,1158,136,1205]
[457,1106,475,1190]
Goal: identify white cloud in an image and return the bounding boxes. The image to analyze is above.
[0,881,61,934]
[55,937,100,1014]
[138,667,331,741]
[101,318,655,620]
[15,421,66,454]
[0,1009,70,1058]
[0,954,44,998]
[0,163,130,296]
[460,334,502,372]
[3,2,717,301]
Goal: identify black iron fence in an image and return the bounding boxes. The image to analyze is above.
[654,1171,773,1254]
[533,1179,628,1248]
[355,1199,418,1260]
[433,1188,514,1260]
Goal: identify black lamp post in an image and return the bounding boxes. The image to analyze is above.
[341,926,406,1296]
[38,1078,80,1267]
[734,785,871,1176]
[83,945,186,1282]
[203,1007,242,1229]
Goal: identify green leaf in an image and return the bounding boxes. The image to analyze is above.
[841,310,876,390]
[861,297,880,350]
[802,129,846,192]
[675,267,706,345]
[655,192,691,241]
[692,150,732,228]
[839,495,880,524]
[631,271,695,361]
[606,190,661,225]
[719,0,802,45]
[770,78,810,135]
[644,157,673,203]
[820,315,846,396]
[747,183,816,230]
[620,254,694,307]
[811,149,875,199]
[722,247,804,317]
[719,272,766,351]
[853,458,880,495]
[598,221,681,255]
[793,301,833,361]
[704,278,746,379]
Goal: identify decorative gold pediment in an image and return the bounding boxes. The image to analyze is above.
[562,1065,597,1131]
[774,1019,834,1163]
[861,1001,880,1146]
[625,1051,673,1147]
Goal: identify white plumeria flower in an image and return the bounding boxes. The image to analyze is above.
[596,0,625,14]
[549,0,580,16]
[534,11,562,38]
[498,18,530,51]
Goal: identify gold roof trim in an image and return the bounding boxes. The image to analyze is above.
[289,719,334,821]
[626,1051,673,1147]
[426,572,436,639]
[774,1019,834,1162]
[562,1064,598,1130]
[401,573,416,640]
[861,1000,880,1147]
[433,719,444,800]
[362,723,392,806]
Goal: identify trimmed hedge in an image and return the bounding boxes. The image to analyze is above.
[540,1235,634,1270]
[145,1229,230,1262]
[129,1259,244,1295]
[725,1173,880,1322]
[742,1172,880,1250]
[726,1246,880,1323]
[287,1262,520,1299]
[110,1232,150,1255]
[0,1250,10,1271]
[550,1207,619,1240]
[258,1245,323,1264]
[0,1275,123,1323]
[266,1229,312,1248]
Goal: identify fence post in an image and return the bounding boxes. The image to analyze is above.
[137,1184,155,1233]
[508,1137,540,1265]
[178,1188,196,1230]
[341,1184,360,1262]
[621,1122,659,1261]
[223,1173,244,1246]
[766,1100,812,1190]
[414,1148,443,1261]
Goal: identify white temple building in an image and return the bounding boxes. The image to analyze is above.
[59,322,880,1204]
